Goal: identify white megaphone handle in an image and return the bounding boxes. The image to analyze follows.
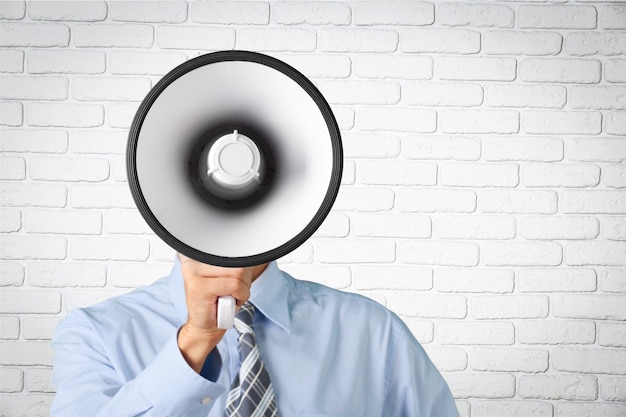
[217,296,236,329]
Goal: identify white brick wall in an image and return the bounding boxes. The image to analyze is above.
[0,1,625,416]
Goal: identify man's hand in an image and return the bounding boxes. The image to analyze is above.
[177,254,267,373]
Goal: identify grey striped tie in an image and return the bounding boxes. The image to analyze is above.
[225,302,277,417]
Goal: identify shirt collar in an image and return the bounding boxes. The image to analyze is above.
[168,258,290,332]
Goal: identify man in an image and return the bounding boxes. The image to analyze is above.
[51,254,459,416]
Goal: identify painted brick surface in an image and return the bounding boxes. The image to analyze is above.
[1,1,625,416]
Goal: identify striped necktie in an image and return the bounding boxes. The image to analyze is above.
[225,302,277,417]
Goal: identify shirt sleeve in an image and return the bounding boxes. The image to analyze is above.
[382,317,460,417]
[51,309,226,417]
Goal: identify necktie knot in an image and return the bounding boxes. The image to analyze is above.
[234,302,255,335]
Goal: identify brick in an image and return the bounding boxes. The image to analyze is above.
[192,1,267,24]
[22,316,60,340]
[0,341,54,366]
[519,375,597,400]
[0,316,19,339]
[402,28,479,54]
[519,5,597,29]
[72,76,151,102]
[28,0,107,21]
[0,76,67,100]
[562,190,626,214]
[601,377,626,401]
[437,321,514,345]
[565,31,626,56]
[599,323,626,348]
[238,28,316,52]
[318,80,400,105]
[332,106,354,131]
[478,190,557,214]
[26,368,54,393]
[0,262,24,286]
[434,215,515,240]
[358,160,436,186]
[71,184,134,209]
[553,294,626,320]
[403,135,480,161]
[107,102,139,129]
[0,49,24,73]
[0,208,20,232]
[71,130,126,155]
[565,242,626,266]
[424,346,467,372]
[342,132,400,159]
[520,216,599,240]
[110,157,129,181]
[487,84,565,109]
[524,111,602,135]
[24,209,102,235]
[388,293,467,319]
[522,163,600,188]
[352,265,431,291]
[474,400,553,417]
[355,1,433,25]
[440,110,519,134]
[0,156,24,180]
[482,242,562,267]
[109,51,187,76]
[445,373,515,399]
[352,213,430,238]
[26,102,103,128]
[567,138,626,162]
[397,188,476,213]
[439,163,518,187]
[605,59,626,82]
[0,129,67,153]
[519,320,596,345]
[70,236,149,261]
[109,262,172,288]
[0,368,23,392]
[557,402,626,417]
[601,269,626,293]
[315,239,395,263]
[319,28,398,52]
[158,25,235,50]
[353,54,432,80]
[552,347,626,375]
[570,86,626,110]
[600,5,626,29]
[484,31,562,56]
[0,290,60,314]
[358,107,436,132]
[27,261,105,288]
[104,210,152,235]
[0,22,69,47]
[437,57,516,81]
[273,1,349,25]
[398,241,479,267]
[472,347,548,373]
[520,58,601,84]
[470,295,548,319]
[484,136,563,162]
[333,187,394,212]
[75,24,153,48]
[341,161,355,186]
[278,54,351,79]
[403,82,482,107]
[28,49,105,75]
[437,3,514,28]
[1,182,67,208]
[436,269,514,294]
[0,1,25,19]
[0,395,53,416]
[29,156,109,182]
[606,111,626,135]
[0,236,66,260]
[312,213,349,238]
[111,1,187,23]
[405,319,433,344]
[602,217,626,241]
[519,268,596,293]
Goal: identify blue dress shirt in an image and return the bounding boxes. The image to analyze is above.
[51,259,459,417]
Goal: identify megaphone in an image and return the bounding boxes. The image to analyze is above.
[127,51,343,328]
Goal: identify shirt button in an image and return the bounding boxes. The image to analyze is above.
[201,397,212,405]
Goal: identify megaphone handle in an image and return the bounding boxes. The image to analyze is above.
[217,296,236,329]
